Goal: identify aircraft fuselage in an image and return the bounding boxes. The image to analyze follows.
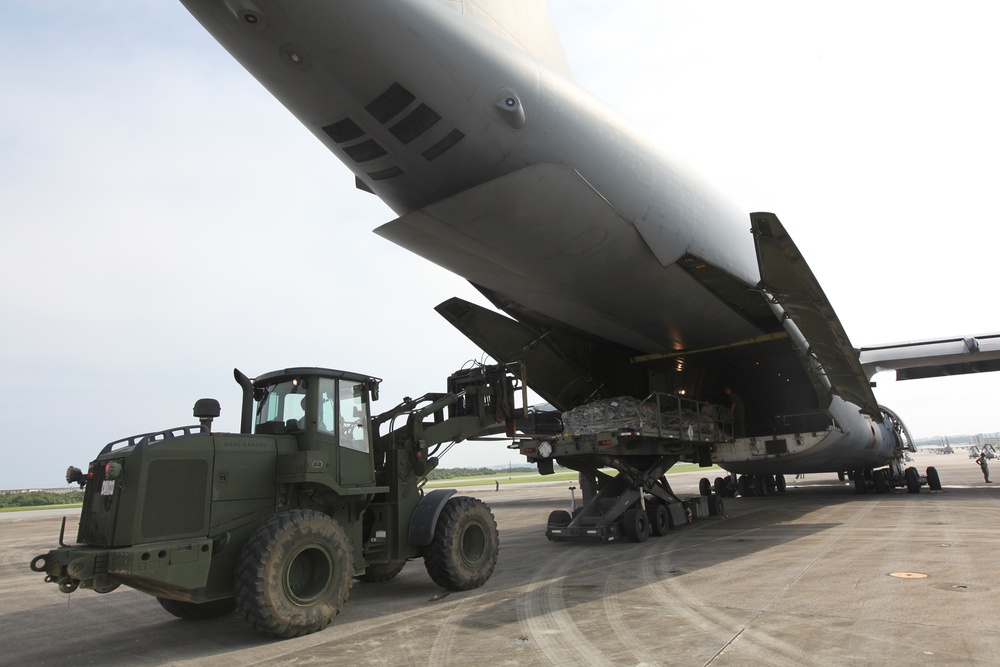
[181,0,909,477]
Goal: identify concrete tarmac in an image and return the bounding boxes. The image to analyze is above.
[3,454,1000,666]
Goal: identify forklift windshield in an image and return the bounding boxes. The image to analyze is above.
[254,375,369,451]
[255,379,307,431]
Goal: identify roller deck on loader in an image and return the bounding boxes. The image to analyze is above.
[31,363,524,638]
[517,392,737,542]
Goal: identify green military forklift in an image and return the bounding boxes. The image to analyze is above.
[31,363,523,637]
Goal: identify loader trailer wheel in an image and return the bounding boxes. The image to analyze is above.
[647,503,670,536]
[357,560,406,583]
[157,596,236,620]
[622,507,650,542]
[235,509,353,638]
[424,497,499,590]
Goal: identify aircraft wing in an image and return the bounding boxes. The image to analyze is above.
[859,333,1000,380]
[751,212,881,417]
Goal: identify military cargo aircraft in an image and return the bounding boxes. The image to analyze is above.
[178,0,1000,493]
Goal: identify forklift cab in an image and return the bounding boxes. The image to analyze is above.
[250,367,381,487]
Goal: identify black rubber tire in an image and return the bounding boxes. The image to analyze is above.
[926,466,942,491]
[622,507,650,542]
[547,509,573,542]
[424,497,499,591]
[753,474,768,496]
[234,509,353,638]
[157,596,236,621]
[713,477,726,497]
[854,469,868,494]
[737,475,750,497]
[775,474,786,493]
[547,509,572,527]
[873,469,889,494]
[708,494,725,516]
[699,477,712,496]
[647,503,670,536]
[356,560,406,583]
[905,466,921,494]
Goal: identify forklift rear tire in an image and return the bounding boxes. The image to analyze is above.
[157,596,236,620]
[424,497,499,591]
[356,560,406,583]
[234,509,353,638]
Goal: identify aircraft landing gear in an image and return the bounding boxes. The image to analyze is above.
[852,463,942,495]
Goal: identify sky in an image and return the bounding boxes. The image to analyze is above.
[2,1,999,489]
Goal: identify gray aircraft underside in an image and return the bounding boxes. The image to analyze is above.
[180,0,1000,476]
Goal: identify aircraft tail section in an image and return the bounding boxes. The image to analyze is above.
[436,0,572,77]
[752,212,881,418]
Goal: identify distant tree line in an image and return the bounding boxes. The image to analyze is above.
[427,467,499,480]
[426,465,560,480]
[0,491,85,508]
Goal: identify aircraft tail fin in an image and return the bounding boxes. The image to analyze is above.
[438,0,572,77]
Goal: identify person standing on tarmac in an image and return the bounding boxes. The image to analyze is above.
[975,452,992,483]
[724,387,745,437]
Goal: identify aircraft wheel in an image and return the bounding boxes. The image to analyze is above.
[235,509,353,638]
[356,560,406,583]
[699,478,712,496]
[737,475,750,497]
[873,469,889,494]
[157,596,236,620]
[926,466,942,491]
[622,508,650,542]
[853,469,868,494]
[753,474,768,496]
[905,467,921,494]
[775,474,786,493]
[647,503,670,536]
[424,497,499,590]
[713,477,726,497]
[708,494,725,516]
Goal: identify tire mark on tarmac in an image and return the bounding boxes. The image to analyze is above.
[426,594,473,666]
[516,543,609,666]
[602,545,673,667]
[703,499,880,666]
